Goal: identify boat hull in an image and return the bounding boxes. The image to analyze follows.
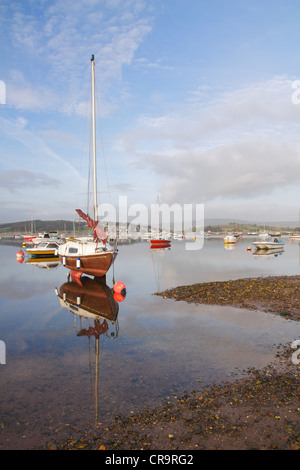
[150,239,171,245]
[27,250,58,257]
[224,236,237,244]
[59,251,116,277]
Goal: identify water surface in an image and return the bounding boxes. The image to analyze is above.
[0,236,299,449]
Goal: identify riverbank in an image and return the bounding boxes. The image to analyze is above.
[155,275,300,322]
[46,343,299,450]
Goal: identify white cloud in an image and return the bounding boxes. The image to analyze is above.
[0,169,61,192]
[5,0,153,116]
[118,76,300,214]
[0,116,82,181]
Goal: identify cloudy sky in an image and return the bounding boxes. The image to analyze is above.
[1,0,300,225]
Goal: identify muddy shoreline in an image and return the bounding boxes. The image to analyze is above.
[155,275,300,322]
[45,276,299,451]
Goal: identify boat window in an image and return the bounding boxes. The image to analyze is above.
[48,243,58,248]
[69,247,78,254]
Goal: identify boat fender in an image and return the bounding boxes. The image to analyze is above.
[247,246,251,251]
[77,295,81,306]
[113,281,126,296]
[113,292,126,302]
[76,257,80,269]
[63,255,66,266]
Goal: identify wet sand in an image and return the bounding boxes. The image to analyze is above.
[46,276,299,451]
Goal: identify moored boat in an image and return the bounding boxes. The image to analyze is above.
[253,238,284,250]
[26,241,62,257]
[57,55,117,278]
[33,231,64,244]
[150,238,171,247]
[224,235,237,244]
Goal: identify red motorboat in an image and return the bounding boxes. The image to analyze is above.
[150,238,171,249]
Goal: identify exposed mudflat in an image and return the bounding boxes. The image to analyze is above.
[155,275,300,322]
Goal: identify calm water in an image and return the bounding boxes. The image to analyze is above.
[0,236,299,449]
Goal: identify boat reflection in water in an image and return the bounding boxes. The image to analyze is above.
[253,247,284,259]
[56,275,122,424]
[26,256,61,270]
[224,244,236,251]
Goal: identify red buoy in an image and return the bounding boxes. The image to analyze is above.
[113,282,126,295]
[113,292,126,302]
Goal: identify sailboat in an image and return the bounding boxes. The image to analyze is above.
[150,196,171,248]
[58,55,117,279]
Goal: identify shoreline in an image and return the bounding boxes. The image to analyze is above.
[155,275,300,322]
[46,275,300,451]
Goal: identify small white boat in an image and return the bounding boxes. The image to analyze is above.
[26,241,62,257]
[253,238,284,250]
[224,235,237,244]
[33,231,65,244]
[258,231,269,238]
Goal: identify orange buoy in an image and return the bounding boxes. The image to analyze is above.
[113,292,126,302]
[113,281,126,294]
[16,250,24,258]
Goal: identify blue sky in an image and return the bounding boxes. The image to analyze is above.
[1,0,300,225]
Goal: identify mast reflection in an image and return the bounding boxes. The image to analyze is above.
[56,274,123,425]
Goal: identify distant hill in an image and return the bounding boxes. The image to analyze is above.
[0,217,298,235]
[203,218,298,227]
[0,219,86,234]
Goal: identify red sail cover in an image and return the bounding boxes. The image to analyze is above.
[76,209,107,242]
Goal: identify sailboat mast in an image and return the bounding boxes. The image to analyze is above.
[91,55,98,223]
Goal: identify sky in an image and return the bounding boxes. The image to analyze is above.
[1,0,300,226]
